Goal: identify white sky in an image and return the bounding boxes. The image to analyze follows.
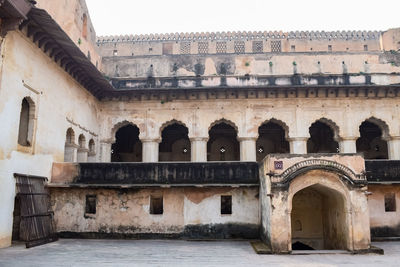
[86,0,400,36]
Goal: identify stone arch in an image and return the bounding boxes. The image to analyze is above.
[18,96,36,147]
[65,128,75,145]
[288,174,350,250]
[208,118,239,133]
[307,118,340,153]
[159,120,190,162]
[257,118,289,139]
[112,122,142,162]
[78,134,86,149]
[64,128,76,162]
[111,120,142,142]
[88,139,95,154]
[159,119,190,137]
[256,118,290,161]
[362,116,390,140]
[207,118,240,161]
[356,117,389,159]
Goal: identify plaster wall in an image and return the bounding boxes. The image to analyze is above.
[101,53,400,79]
[49,187,259,237]
[368,184,400,238]
[0,32,100,248]
[35,0,102,69]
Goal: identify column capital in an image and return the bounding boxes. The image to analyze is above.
[140,137,161,143]
[100,139,113,144]
[237,136,257,142]
[189,137,209,142]
[287,137,308,142]
[387,136,400,141]
[339,136,359,141]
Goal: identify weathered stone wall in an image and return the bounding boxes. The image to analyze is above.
[49,187,259,239]
[0,31,100,248]
[368,184,400,239]
[35,0,102,69]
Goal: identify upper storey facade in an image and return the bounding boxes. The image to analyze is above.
[97,29,400,58]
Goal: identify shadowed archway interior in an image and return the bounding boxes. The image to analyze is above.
[111,124,142,162]
[291,184,348,250]
[207,122,239,161]
[356,121,388,159]
[256,122,289,161]
[307,121,339,153]
[159,123,190,161]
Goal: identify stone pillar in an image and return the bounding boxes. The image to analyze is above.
[339,137,358,153]
[238,137,257,161]
[77,148,89,162]
[190,137,208,162]
[288,137,308,154]
[64,144,78,162]
[87,152,96,162]
[387,137,400,160]
[100,141,112,162]
[142,138,160,162]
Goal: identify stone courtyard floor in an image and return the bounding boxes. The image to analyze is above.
[0,239,399,267]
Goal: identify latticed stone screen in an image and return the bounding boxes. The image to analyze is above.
[252,41,263,53]
[234,41,245,54]
[180,42,191,54]
[216,41,227,53]
[271,40,282,53]
[198,42,209,54]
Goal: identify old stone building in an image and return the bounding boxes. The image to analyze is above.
[1,0,400,253]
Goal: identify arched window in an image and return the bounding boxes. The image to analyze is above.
[159,122,190,161]
[89,139,95,154]
[307,121,339,153]
[356,121,388,159]
[18,97,35,147]
[82,13,88,39]
[207,122,239,161]
[256,121,289,161]
[78,134,86,149]
[112,124,142,162]
[64,128,76,162]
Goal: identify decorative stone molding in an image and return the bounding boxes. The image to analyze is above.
[270,159,366,188]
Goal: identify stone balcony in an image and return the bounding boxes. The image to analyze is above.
[49,162,259,188]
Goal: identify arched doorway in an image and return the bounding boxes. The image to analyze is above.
[356,121,388,159]
[307,121,339,153]
[291,184,348,250]
[256,121,289,161]
[159,123,190,161]
[207,122,239,161]
[111,124,142,162]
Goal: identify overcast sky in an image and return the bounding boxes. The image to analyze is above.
[86,0,399,36]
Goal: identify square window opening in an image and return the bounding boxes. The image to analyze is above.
[221,195,232,215]
[150,195,163,215]
[85,195,97,214]
[385,193,396,212]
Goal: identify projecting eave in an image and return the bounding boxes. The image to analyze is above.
[18,7,116,99]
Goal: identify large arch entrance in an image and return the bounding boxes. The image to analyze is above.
[207,122,239,161]
[159,123,190,161]
[111,124,142,162]
[291,184,348,250]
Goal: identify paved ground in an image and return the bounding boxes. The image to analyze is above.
[0,239,399,267]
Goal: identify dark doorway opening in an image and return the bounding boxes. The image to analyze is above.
[111,124,142,162]
[356,121,388,159]
[256,122,289,161]
[307,121,339,153]
[159,123,190,161]
[207,123,239,161]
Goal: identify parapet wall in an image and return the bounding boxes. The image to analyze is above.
[97,30,384,57]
